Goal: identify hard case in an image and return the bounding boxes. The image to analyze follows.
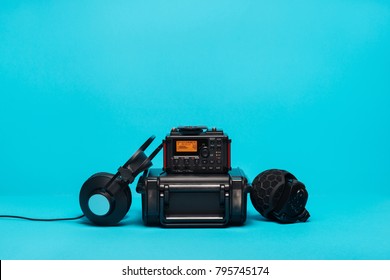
[136,168,249,227]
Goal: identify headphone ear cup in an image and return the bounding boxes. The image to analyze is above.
[79,172,132,226]
[250,169,310,223]
[123,185,132,213]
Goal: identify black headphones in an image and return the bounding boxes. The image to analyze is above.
[79,136,163,226]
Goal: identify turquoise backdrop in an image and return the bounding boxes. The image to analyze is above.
[1,0,389,259]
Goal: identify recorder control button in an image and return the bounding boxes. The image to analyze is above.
[200,147,209,158]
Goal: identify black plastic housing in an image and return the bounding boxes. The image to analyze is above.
[163,126,231,174]
[136,168,249,227]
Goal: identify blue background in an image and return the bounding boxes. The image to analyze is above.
[1,0,389,259]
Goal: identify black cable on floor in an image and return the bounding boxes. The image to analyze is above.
[0,214,84,221]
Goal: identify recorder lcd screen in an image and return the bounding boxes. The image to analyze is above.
[176,141,197,152]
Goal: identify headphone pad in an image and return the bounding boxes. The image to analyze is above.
[79,172,132,226]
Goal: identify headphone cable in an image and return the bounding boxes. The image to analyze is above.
[0,214,85,222]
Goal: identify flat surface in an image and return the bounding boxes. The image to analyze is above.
[0,193,389,260]
[1,0,390,260]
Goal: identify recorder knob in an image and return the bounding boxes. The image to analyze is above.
[200,147,209,158]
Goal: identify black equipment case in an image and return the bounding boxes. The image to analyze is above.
[136,168,250,227]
